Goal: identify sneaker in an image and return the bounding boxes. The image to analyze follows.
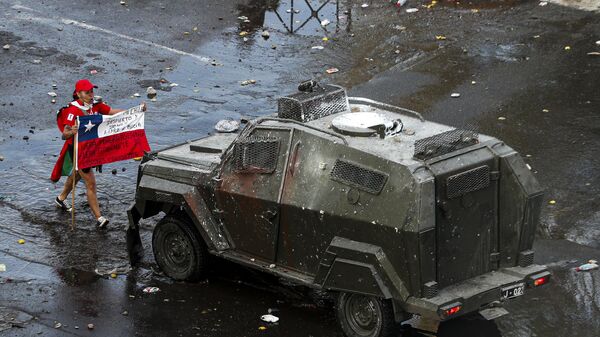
[96,216,109,228]
[55,196,72,212]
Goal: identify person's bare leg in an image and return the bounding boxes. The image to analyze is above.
[78,169,101,219]
[58,172,82,201]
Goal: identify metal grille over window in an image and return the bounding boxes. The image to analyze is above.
[278,84,349,122]
[234,136,280,174]
[330,159,388,195]
[446,165,490,199]
[413,129,479,161]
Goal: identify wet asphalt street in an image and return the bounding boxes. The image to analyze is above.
[0,0,599,336]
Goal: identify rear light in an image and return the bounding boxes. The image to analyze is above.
[533,275,549,287]
[446,305,462,316]
[528,271,551,287]
[439,302,462,319]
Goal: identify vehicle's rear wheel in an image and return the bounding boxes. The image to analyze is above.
[152,215,207,281]
[336,293,397,337]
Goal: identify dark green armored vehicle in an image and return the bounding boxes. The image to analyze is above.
[127,82,550,337]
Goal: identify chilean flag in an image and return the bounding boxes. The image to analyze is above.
[76,105,150,169]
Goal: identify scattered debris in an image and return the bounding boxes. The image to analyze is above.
[183,31,190,36]
[143,287,160,293]
[260,314,280,323]
[321,19,330,27]
[268,264,276,268]
[564,46,571,50]
[261,30,270,39]
[237,16,248,21]
[54,322,62,329]
[326,67,339,74]
[239,31,249,37]
[17,239,25,244]
[52,84,58,88]
[120,1,126,5]
[406,8,419,13]
[111,168,118,175]
[576,261,598,271]
[542,108,550,112]
[426,0,438,9]
[322,37,329,41]
[312,45,324,50]
[146,86,157,98]
[450,93,460,98]
[258,326,267,331]
[214,119,240,133]
[395,0,408,7]
[87,323,95,330]
[361,3,369,8]
[0,156,4,161]
[526,164,532,170]
[240,79,257,86]
[596,40,600,46]
[471,80,477,85]
[539,1,548,6]
[47,92,57,97]
[548,200,556,205]
[110,273,117,278]
[588,52,600,56]
[23,136,29,141]
[393,25,406,31]
[51,99,56,104]
[498,116,507,120]
[169,83,179,87]
[2,44,9,50]
[133,93,140,97]
[90,69,98,75]
[435,35,446,40]
[0,264,5,272]
[32,59,41,64]
[122,311,128,316]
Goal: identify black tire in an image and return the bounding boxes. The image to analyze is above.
[336,293,398,337]
[152,215,208,281]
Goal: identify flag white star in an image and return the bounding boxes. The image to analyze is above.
[84,120,95,132]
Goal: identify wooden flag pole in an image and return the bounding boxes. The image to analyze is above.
[71,120,78,231]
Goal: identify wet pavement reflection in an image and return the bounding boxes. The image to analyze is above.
[1,0,599,336]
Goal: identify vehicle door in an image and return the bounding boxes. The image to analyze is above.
[215,126,291,262]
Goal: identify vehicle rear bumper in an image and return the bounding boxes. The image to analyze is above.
[403,264,550,321]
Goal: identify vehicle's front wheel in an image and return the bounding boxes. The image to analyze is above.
[336,293,398,337]
[152,215,207,281]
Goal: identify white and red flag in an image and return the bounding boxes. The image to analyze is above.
[75,104,150,169]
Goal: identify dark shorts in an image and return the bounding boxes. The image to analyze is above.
[67,144,91,173]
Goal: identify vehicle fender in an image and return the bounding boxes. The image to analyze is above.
[315,237,410,303]
[132,174,229,252]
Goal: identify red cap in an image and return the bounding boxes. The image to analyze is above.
[74,79,98,92]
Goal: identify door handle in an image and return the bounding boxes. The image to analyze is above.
[265,209,278,220]
[288,141,301,177]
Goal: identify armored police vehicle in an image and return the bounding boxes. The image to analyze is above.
[126,82,550,337]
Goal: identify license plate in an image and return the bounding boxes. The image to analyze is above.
[501,283,525,300]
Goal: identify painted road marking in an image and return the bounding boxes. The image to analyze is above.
[9,4,214,63]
